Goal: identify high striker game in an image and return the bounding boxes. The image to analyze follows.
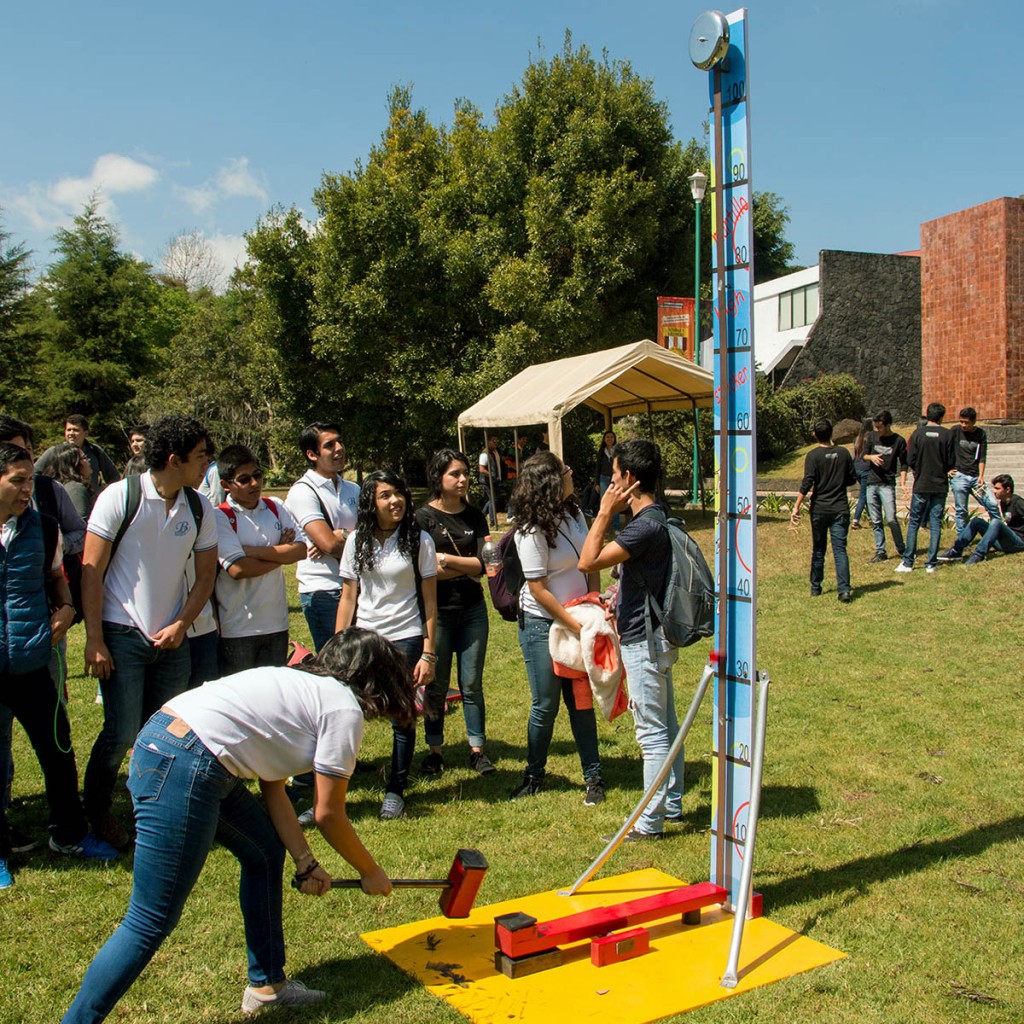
[689,8,759,914]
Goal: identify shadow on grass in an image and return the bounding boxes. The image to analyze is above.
[761,814,1024,909]
[218,951,419,1024]
[852,580,904,595]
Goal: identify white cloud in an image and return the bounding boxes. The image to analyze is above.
[49,153,158,209]
[206,231,249,283]
[175,157,268,214]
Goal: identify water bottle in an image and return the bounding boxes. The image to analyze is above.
[481,536,500,578]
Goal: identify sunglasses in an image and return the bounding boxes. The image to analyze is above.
[226,470,263,486]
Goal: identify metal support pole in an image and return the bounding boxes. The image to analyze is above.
[721,671,770,989]
[692,195,702,506]
[563,658,717,897]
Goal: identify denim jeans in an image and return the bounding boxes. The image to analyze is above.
[517,614,601,782]
[952,517,1024,557]
[479,477,500,528]
[83,623,191,819]
[866,483,905,556]
[187,630,220,689]
[901,492,946,568]
[386,636,423,796]
[0,665,89,855]
[219,631,290,676]
[852,466,870,524]
[62,711,286,1024]
[299,589,341,652]
[950,472,1001,536]
[810,512,851,594]
[424,601,488,749]
[620,639,683,834]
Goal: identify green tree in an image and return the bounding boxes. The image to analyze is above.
[0,214,35,412]
[752,190,797,283]
[28,198,164,439]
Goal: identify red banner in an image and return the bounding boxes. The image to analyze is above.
[657,296,695,360]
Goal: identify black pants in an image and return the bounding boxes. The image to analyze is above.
[0,664,88,856]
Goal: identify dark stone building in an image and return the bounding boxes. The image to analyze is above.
[780,250,921,423]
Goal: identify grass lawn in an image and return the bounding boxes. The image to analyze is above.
[2,512,1022,1023]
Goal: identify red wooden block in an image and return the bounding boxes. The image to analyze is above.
[590,926,650,967]
[495,882,727,958]
[439,848,489,918]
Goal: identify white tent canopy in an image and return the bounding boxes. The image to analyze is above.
[457,339,715,458]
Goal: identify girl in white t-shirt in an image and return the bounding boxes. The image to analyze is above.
[61,628,417,1023]
[336,471,437,821]
[509,451,604,806]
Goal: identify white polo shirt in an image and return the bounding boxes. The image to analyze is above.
[215,496,300,638]
[515,511,590,619]
[339,528,436,642]
[165,667,364,781]
[88,473,218,637]
[285,470,360,594]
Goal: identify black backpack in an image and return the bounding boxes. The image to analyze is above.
[637,507,715,652]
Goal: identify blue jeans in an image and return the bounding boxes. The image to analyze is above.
[866,483,905,556]
[952,517,1024,557]
[424,601,488,749]
[187,630,220,689]
[901,492,946,568]
[62,712,286,1023]
[950,472,1000,536]
[386,636,423,795]
[852,466,869,524]
[83,623,191,819]
[620,639,683,834]
[479,477,500,528]
[517,614,601,783]
[810,512,851,594]
[299,589,341,652]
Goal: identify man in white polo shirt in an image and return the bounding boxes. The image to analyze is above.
[285,422,359,652]
[215,444,306,674]
[81,414,219,850]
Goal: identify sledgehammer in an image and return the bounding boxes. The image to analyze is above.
[292,848,488,918]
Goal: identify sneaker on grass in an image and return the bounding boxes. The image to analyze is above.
[297,806,316,827]
[965,552,985,565]
[379,792,405,820]
[48,833,119,861]
[0,857,12,889]
[584,779,606,806]
[470,750,496,775]
[936,548,962,562]
[241,978,326,1014]
[8,826,39,853]
[419,751,445,776]
[894,562,913,573]
[508,775,542,800]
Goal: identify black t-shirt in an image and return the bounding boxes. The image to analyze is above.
[615,503,671,645]
[800,445,857,514]
[414,504,488,612]
[864,430,908,486]
[908,424,956,494]
[1002,494,1024,540]
[950,425,987,476]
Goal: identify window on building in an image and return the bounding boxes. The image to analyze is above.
[778,282,819,331]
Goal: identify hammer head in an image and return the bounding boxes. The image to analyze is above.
[439,848,488,918]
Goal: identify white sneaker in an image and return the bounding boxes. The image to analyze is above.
[241,978,326,1014]
[297,806,316,827]
[379,792,405,820]
[925,565,938,574]
[894,563,913,573]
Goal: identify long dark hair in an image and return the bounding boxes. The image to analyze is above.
[304,628,418,727]
[511,450,579,548]
[427,448,473,503]
[353,470,418,573]
[41,441,88,484]
[854,417,873,459]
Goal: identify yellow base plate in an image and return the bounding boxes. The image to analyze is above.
[362,868,845,1023]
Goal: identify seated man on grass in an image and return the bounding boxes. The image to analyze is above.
[937,474,1024,565]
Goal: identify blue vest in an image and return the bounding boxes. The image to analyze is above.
[0,508,52,675]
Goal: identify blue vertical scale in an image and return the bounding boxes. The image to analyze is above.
[698,8,757,913]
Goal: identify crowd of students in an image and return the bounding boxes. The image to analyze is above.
[791,403,1023,598]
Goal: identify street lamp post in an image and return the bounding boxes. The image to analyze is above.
[688,169,708,506]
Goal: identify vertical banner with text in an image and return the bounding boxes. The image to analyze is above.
[708,8,757,912]
[657,296,696,360]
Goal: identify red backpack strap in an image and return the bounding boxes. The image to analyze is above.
[262,496,280,520]
[217,502,238,532]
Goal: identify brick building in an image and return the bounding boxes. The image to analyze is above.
[920,196,1024,420]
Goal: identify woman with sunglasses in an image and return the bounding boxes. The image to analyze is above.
[336,471,437,820]
[508,451,605,805]
[61,628,418,1023]
[415,449,494,777]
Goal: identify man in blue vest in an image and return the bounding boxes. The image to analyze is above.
[0,443,118,888]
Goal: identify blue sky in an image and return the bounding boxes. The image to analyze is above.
[3,0,1020,287]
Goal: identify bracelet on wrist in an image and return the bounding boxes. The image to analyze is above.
[294,858,320,884]
[420,652,438,664]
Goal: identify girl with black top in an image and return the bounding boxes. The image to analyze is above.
[415,449,495,775]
